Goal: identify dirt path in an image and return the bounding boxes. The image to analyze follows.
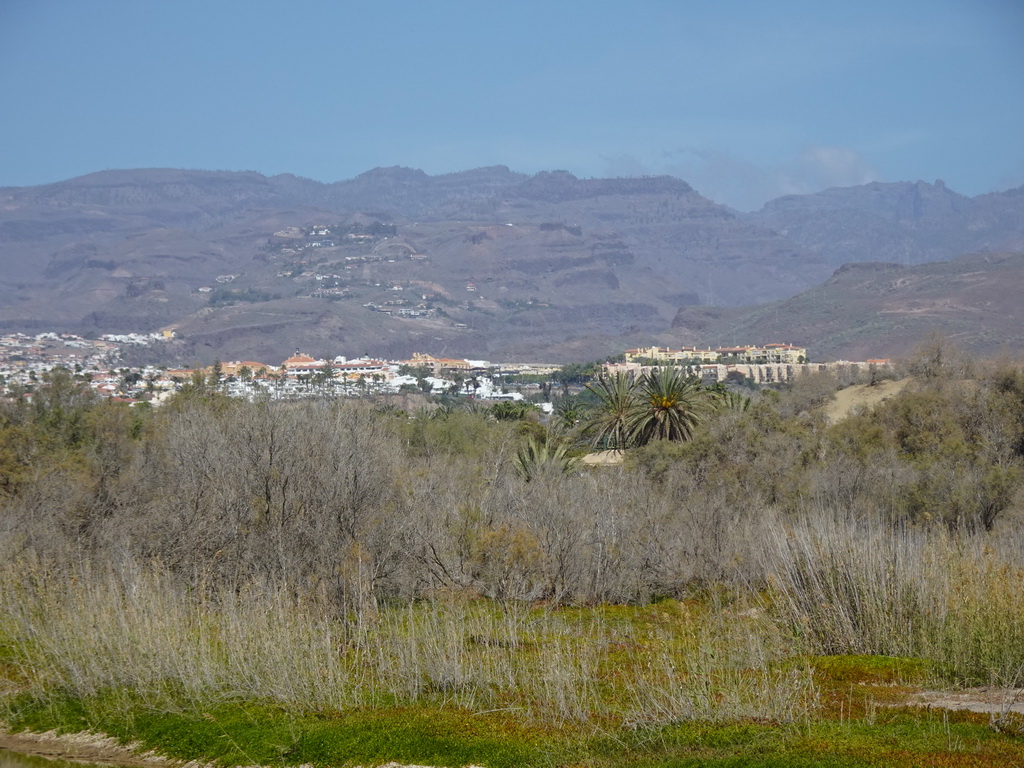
[0,728,180,767]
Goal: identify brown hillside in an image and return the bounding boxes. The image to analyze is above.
[672,253,1024,360]
[2,167,1022,363]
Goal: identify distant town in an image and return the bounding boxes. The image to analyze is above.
[0,331,892,406]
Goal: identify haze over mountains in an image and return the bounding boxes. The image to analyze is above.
[1,167,1022,364]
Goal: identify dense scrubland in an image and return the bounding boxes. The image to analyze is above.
[2,340,1024,766]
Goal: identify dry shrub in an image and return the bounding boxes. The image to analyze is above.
[762,509,1024,683]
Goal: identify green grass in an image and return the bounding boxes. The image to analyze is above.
[808,655,934,685]
[7,695,559,768]
[7,685,1024,768]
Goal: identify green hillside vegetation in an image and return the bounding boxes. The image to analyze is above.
[3,343,1024,766]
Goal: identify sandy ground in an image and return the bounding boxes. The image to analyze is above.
[904,688,1024,716]
[823,378,911,424]
[0,727,180,767]
[580,450,624,466]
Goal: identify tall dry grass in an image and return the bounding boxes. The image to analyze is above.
[0,560,813,727]
[761,510,1024,684]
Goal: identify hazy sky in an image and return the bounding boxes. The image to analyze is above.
[2,0,1022,210]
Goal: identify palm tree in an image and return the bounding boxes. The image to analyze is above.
[628,367,712,446]
[449,370,466,395]
[552,396,585,434]
[582,372,638,449]
[489,400,539,421]
[431,402,457,420]
[514,436,580,481]
[719,390,751,412]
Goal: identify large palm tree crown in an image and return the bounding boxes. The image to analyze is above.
[582,371,637,450]
[628,368,712,446]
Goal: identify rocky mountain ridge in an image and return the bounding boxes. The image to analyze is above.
[1,167,1022,363]
[746,179,1024,267]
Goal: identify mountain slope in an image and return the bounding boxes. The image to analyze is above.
[0,167,830,361]
[746,180,1024,267]
[1,167,1022,363]
[671,253,1024,360]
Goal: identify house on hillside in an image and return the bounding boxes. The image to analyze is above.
[404,352,471,375]
[714,344,807,365]
[624,346,717,364]
[282,351,326,378]
[220,361,275,378]
[335,359,393,380]
[763,343,806,364]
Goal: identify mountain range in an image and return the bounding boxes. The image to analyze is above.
[1,167,1022,364]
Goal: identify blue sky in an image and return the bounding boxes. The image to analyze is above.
[2,0,1022,210]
